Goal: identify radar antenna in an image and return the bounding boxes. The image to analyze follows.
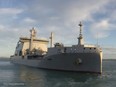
[79,22,82,37]
[78,22,84,45]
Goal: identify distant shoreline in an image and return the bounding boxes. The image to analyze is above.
[0,57,10,61]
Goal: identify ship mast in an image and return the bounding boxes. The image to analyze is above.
[78,22,84,45]
[49,32,53,47]
[29,27,36,54]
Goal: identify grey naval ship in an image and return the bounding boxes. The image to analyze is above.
[10,22,102,74]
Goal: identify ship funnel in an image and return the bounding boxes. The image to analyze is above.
[49,32,53,47]
[78,22,84,45]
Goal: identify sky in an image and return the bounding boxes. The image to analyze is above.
[0,0,116,57]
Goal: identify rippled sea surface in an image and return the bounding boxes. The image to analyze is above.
[0,59,116,87]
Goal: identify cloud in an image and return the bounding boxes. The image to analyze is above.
[0,8,23,15]
[0,25,5,31]
[21,0,111,41]
[58,0,110,24]
[0,25,30,41]
[94,20,109,30]
[99,20,109,28]
[90,20,112,38]
[0,8,24,25]
[22,0,112,41]
[0,0,116,57]
[23,17,37,24]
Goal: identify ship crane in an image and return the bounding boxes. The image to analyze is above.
[29,27,36,54]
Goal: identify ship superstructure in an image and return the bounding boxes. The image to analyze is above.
[11,22,102,74]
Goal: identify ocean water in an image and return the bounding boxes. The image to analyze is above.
[0,59,116,87]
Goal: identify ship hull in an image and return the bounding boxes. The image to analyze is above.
[11,53,102,74]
